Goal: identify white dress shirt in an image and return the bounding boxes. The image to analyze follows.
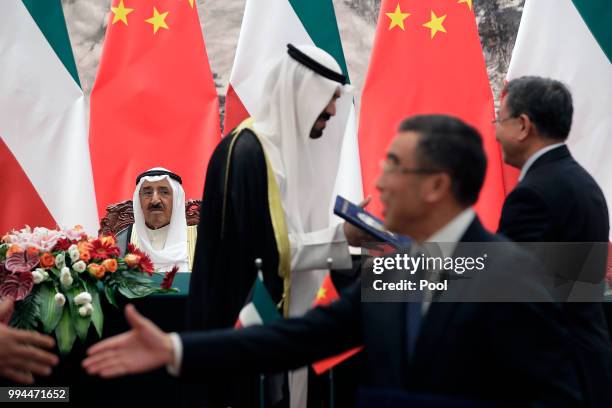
[421,208,475,314]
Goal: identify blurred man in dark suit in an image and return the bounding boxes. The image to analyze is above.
[84,115,584,406]
[496,76,612,407]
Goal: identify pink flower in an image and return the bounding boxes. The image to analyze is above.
[5,226,65,252]
[0,272,34,301]
[64,225,88,241]
[5,251,40,273]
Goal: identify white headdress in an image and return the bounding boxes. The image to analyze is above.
[253,44,352,234]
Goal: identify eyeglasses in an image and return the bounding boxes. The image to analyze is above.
[492,116,518,125]
[379,159,442,175]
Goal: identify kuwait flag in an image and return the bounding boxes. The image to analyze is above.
[0,0,99,235]
[359,0,507,230]
[508,0,612,238]
[89,0,220,216]
[311,274,362,375]
[224,0,363,215]
[235,272,281,329]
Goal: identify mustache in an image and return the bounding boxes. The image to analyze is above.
[147,203,165,210]
[318,112,332,121]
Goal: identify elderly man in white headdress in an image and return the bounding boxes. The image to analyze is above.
[116,167,197,272]
[186,44,369,408]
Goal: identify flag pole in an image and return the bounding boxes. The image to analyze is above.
[326,258,336,408]
[255,258,265,408]
[259,373,265,408]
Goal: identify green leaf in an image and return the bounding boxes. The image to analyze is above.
[116,272,160,299]
[85,281,104,338]
[66,287,91,342]
[117,285,159,299]
[48,267,60,278]
[55,306,76,355]
[104,284,118,308]
[10,288,41,330]
[120,271,155,285]
[38,283,63,333]
[0,243,8,259]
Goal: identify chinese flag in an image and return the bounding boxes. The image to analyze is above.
[359,0,507,230]
[311,274,363,375]
[89,0,220,216]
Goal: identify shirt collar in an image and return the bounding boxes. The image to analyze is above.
[425,208,475,258]
[145,224,170,250]
[519,143,565,181]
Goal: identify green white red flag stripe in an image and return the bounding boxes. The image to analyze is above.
[507,0,612,238]
[0,0,98,235]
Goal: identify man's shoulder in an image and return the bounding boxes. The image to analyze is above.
[228,127,265,159]
[520,152,608,218]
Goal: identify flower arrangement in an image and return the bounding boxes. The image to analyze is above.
[0,226,178,354]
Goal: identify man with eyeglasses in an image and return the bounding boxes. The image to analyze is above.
[495,76,612,408]
[84,114,583,406]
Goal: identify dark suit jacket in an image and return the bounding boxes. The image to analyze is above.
[498,145,612,407]
[180,217,582,407]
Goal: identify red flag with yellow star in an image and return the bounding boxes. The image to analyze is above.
[89,0,220,215]
[311,274,363,374]
[358,0,507,230]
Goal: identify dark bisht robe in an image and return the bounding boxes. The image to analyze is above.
[185,119,288,407]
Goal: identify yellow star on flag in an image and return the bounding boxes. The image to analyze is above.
[458,0,473,10]
[422,10,447,39]
[316,287,327,301]
[385,4,411,31]
[111,0,134,25]
[145,7,169,34]
[187,0,195,8]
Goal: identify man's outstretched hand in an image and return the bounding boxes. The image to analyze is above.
[82,304,174,378]
[0,298,59,384]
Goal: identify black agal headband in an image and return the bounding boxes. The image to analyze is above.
[287,44,347,85]
[136,170,182,185]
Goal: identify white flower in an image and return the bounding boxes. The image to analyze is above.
[55,253,66,269]
[61,266,70,275]
[60,269,73,287]
[68,245,80,263]
[78,303,93,317]
[32,270,44,284]
[34,268,49,282]
[54,293,66,307]
[72,260,86,273]
[74,292,92,306]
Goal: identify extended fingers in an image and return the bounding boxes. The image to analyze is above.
[12,343,58,367]
[87,332,130,356]
[13,328,56,349]
[0,367,34,384]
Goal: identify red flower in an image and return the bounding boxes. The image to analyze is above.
[161,266,178,289]
[126,243,154,275]
[53,238,73,252]
[0,272,34,301]
[5,251,40,273]
[139,255,154,276]
[127,243,145,258]
[89,239,120,261]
